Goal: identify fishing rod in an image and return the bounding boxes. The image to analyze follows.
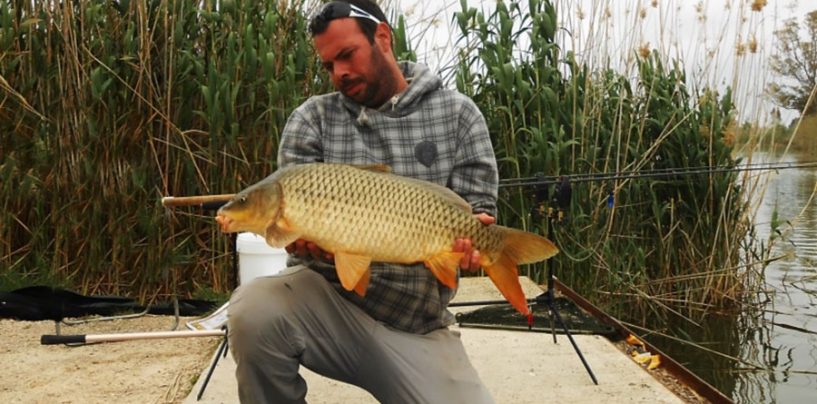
[40,329,225,345]
[159,161,817,206]
[499,160,817,188]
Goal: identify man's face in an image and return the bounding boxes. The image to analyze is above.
[313,18,391,107]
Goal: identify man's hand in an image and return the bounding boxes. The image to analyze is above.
[285,239,334,262]
[454,213,496,272]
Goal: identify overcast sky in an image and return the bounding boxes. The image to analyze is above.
[398,0,815,124]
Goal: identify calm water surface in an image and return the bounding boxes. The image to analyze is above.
[652,153,817,403]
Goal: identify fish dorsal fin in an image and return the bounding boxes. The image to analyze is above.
[352,163,392,173]
[424,251,463,289]
[334,252,372,295]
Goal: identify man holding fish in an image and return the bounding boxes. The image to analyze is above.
[221,1,556,402]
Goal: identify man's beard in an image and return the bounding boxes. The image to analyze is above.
[344,43,396,108]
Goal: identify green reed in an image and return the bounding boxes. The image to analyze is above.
[0,0,422,302]
[453,0,761,322]
[0,0,327,301]
[1,0,763,322]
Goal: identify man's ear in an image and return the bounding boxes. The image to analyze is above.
[373,22,393,55]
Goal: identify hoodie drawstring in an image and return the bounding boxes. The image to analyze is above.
[390,95,400,111]
[356,107,370,126]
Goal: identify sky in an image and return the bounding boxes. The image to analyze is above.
[396,0,816,124]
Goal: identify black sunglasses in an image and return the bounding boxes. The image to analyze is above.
[309,2,382,35]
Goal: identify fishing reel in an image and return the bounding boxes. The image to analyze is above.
[530,174,571,224]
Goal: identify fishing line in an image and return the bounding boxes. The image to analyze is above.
[498,160,817,188]
[499,159,813,291]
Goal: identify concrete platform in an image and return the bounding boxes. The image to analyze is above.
[183,277,683,403]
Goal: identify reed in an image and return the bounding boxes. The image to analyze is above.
[452,0,765,322]
[0,0,332,302]
[1,0,767,324]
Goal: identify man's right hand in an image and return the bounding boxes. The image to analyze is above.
[285,239,335,262]
[454,213,496,272]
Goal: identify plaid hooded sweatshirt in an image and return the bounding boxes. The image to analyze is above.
[277,61,498,334]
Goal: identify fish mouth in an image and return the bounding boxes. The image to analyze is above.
[215,214,235,233]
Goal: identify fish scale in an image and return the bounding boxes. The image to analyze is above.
[216,163,558,316]
[285,165,450,260]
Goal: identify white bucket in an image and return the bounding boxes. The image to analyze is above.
[236,232,289,285]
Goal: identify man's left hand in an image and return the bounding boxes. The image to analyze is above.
[454,213,496,272]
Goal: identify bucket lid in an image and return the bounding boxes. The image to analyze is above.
[236,232,288,255]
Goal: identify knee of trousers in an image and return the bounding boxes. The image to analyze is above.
[227,267,320,349]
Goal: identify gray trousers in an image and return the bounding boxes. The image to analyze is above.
[228,266,495,404]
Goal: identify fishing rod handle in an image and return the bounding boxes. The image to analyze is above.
[41,334,86,345]
[41,329,226,345]
[161,194,235,208]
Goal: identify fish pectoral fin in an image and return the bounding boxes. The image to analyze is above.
[264,219,299,248]
[484,254,529,316]
[424,252,462,289]
[335,252,372,295]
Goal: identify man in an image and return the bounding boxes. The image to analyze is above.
[228,1,498,402]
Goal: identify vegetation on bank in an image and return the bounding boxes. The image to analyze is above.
[453,0,755,322]
[739,114,817,156]
[0,0,764,323]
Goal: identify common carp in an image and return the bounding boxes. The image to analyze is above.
[215,163,558,316]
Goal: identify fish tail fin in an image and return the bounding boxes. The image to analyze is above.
[496,225,558,265]
[483,255,529,316]
[481,226,559,316]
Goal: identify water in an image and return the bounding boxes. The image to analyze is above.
[651,153,817,403]
[747,153,817,402]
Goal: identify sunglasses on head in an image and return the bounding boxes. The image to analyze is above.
[309,2,382,34]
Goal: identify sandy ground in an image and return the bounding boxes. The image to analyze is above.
[0,277,706,403]
[185,326,695,404]
[0,316,219,404]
